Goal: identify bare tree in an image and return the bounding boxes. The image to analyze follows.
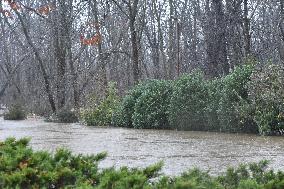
[112,0,141,84]
[1,0,283,113]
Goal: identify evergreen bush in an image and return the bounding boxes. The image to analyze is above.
[168,72,209,130]
[247,63,284,135]
[111,62,284,136]
[217,64,257,133]
[132,80,172,129]
[112,80,162,128]
[111,84,145,127]
[1,138,284,188]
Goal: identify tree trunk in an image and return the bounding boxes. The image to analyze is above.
[15,11,56,113]
[156,6,167,78]
[205,0,229,78]
[53,30,66,110]
[93,0,108,96]
[129,0,140,84]
[214,0,229,75]
[280,0,284,42]
[167,0,175,79]
[176,21,181,77]
[243,0,251,57]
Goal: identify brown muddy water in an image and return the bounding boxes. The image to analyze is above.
[0,117,284,175]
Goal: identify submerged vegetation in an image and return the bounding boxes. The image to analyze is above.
[0,138,284,189]
[247,64,284,135]
[168,72,208,131]
[44,109,79,123]
[111,62,283,135]
[81,82,120,126]
[55,109,79,123]
[3,104,27,121]
[110,65,255,133]
[2,61,283,136]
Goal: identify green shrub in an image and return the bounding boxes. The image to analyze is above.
[237,180,262,189]
[4,104,27,120]
[0,137,107,188]
[111,61,282,135]
[112,80,166,128]
[206,78,224,131]
[81,82,120,126]
[247,63,284,135]
[1,138,284,189]
[132,80,173,129]
[168,71,209,130]
[216,64,257,133]
[217,160,283,189]
[167,65,256,133]
[155,172,223,189]
[112,83,146,127]
[0,138,162,189]
[97,162,163,189]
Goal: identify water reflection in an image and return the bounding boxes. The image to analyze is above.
[0,117,284,175]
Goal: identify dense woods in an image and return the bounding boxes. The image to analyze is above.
[1,0,283,114]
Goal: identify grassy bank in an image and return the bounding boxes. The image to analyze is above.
[0,138,284,189]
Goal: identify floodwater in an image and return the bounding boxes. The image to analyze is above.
[0,117,284,175]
